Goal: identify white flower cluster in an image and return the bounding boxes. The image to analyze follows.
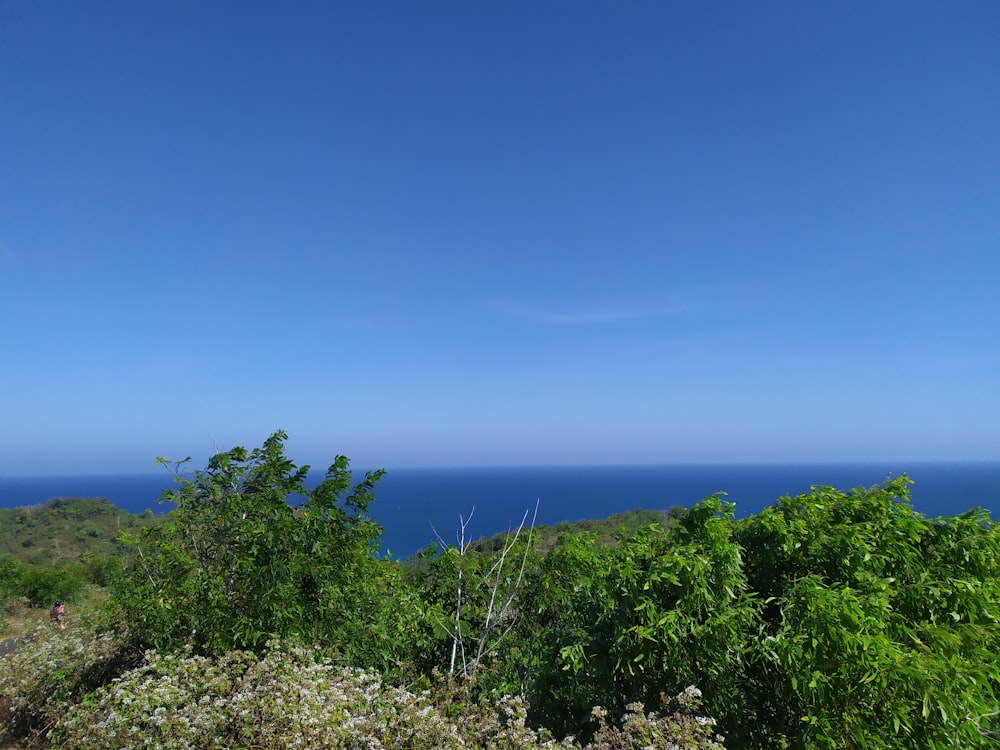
[55,641,467,750]
[586,692,726,750]
[3,630,727,750]
[0,626,122,743]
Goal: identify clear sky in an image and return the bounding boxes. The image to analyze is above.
[1,1,998,475]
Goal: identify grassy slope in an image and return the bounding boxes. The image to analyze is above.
[1,498,162,639]
[0,498,161,567]
[0,585,109,640]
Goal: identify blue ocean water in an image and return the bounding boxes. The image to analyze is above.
[1,463,998,558]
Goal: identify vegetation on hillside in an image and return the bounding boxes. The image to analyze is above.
[2,431,999,749]
[0,497,160,566]
[0,499,161,626]
[454,506,684,557]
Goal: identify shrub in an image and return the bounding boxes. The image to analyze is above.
[108,431,406,665]
[588,687,726,750]
[36,639,726,750]
[527,494,755,738]
[734,478,1000,748]
[0,626,140,746]
[17,565,85,608]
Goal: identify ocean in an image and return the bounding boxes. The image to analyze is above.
[1,463,998,558]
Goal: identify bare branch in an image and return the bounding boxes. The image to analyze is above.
[475,505,535,667]
[439,508,476,676]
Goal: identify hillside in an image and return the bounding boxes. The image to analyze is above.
[463,505,685,556]
[0,498,161,567]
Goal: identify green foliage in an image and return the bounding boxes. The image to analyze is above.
[402,507,544,691]
[17,565,85,608]
[526,494,757,737]
[468,478,1000,749]
[2,554,87,617]
[0,498,161,568]
[402,506,681,697]
[107,430,424,669]
[0,558,16,632]
[516,529,615,729]
[733,477,1000,748]
[0,557,20,600]
[460,507,676,557]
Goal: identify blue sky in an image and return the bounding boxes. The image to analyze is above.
[1,1,998,475]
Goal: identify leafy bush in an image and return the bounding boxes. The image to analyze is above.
[78,552,122,587]
[17,565,85,607]
[0,558,18,632]
[483,478,1000,748]
[107,431,428,669]
[0,558,20,599]
[526,494,756,738]
[734,477,1000,748]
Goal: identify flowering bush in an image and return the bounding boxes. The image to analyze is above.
[587,687,726,750]
[0,625,139,745]
[1,636,728,750]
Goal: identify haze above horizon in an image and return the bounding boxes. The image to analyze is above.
[2,2,997,476]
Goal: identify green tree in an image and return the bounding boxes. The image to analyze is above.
[109,431,422,667]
